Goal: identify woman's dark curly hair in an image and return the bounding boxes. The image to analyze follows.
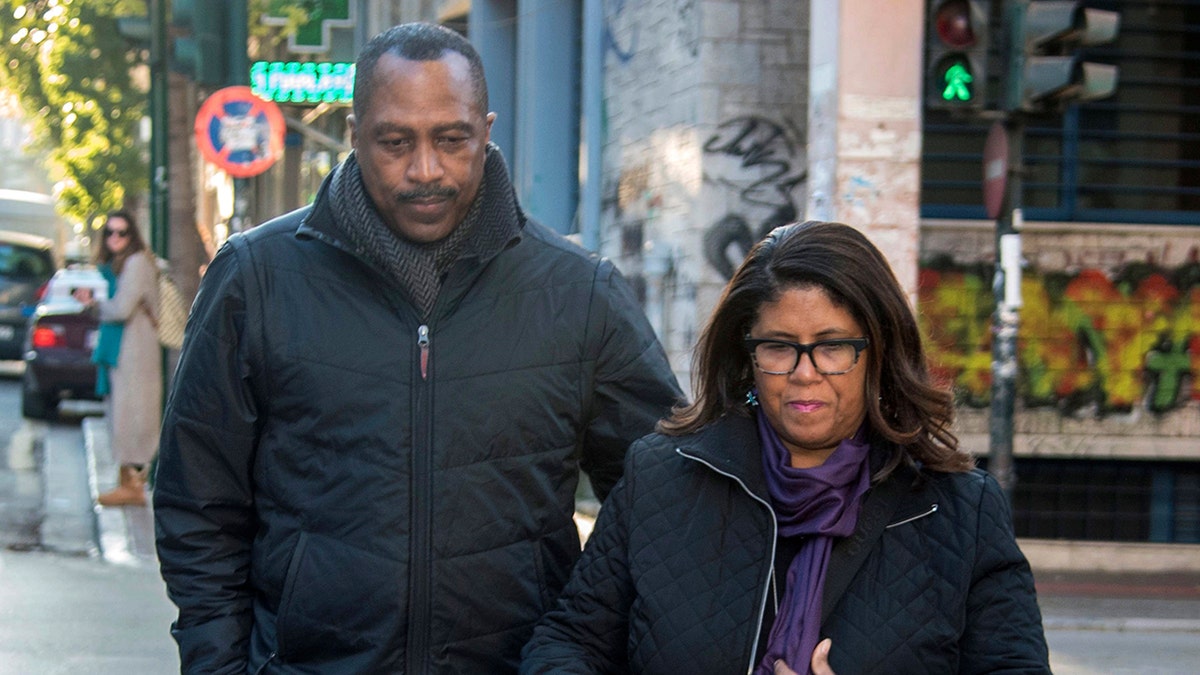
[659,220,973,479]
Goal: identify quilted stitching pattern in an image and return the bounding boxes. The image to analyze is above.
[825,470,1049,673]
[626,457,768,673]
[522,419,1050,674]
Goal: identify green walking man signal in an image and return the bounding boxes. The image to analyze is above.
[942,60,975,102]
[925,0,990,110]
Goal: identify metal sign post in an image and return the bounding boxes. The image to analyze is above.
[987,2,1030,500]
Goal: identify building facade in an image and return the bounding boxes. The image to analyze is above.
[239,0,1199,549]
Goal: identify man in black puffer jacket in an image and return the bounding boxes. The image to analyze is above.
[153,23,681,674]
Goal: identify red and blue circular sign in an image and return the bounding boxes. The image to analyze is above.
[194,86,287,178]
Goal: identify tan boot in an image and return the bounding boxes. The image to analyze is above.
[97,464,147,507]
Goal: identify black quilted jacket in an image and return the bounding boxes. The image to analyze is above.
[154,169,682,674]
[521,415,1050,674]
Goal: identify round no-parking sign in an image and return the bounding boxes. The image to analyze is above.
[194,86,287,178]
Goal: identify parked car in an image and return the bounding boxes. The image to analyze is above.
[0,230,56,360]
[21,265,108,420]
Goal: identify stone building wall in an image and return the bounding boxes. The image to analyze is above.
[602,0,808,389]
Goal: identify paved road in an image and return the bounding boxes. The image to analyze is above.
[0,549,178,675]
[1047,629,1198,675]
[0,362,38,551]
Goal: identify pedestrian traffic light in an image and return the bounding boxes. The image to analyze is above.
[925,0,990,110]
[1013,1,1119,113]
[172,0,227,86]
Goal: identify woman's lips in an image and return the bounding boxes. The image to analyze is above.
[788,400,824,413]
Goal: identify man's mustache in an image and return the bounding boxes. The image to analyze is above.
[396,186,458,202]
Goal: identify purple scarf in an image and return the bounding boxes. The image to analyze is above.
[754,408,871,675]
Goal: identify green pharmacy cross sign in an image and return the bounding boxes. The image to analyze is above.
[263,0,354,54]
[939,57,975,103]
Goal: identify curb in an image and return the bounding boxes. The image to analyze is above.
[82,416,157,568]
[1042,616,1200,633]
[38,422,97,557]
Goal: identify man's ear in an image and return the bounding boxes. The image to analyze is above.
[485,112,496,143]
[347,114,359,148]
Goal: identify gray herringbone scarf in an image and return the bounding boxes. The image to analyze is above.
[328,147,515,319]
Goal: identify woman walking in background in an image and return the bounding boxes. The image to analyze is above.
[75,210,162,507]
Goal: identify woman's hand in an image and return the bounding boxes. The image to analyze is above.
[811,638,836,675]
[72,287,95,305]
[772,638,836,675]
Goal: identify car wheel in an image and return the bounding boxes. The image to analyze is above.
[21,377,57,421]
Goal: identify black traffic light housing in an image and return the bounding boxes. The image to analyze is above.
[1011,1,1119,113]
[925,0,991,110]
[171,0,248,87]
[172,0,225,85]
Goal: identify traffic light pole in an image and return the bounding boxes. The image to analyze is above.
[150,0,168,259]
[988,0,1030,500]
[229,0,251,233]
[989,111,1022,499]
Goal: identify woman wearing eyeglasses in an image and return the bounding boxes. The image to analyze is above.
[75,210,162,507]
[521,221,1049,674]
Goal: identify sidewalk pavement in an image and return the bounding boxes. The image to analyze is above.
[1,411,177,674]
[81,416,157,567]
[67,418,1200,634]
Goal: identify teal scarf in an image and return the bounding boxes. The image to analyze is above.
[91,263,123,396]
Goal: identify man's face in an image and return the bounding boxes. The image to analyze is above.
[349,52,494,243]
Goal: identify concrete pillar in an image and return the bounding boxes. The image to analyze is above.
[807,0,925,297]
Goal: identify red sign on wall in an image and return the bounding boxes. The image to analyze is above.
[193,86,287,178]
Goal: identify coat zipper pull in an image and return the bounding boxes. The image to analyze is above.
[418,324,430,380]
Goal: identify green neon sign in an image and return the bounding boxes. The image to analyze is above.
[940,58,974,102]
[250,61,355,104]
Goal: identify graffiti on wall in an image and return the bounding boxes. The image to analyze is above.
[604,0,640,64]
[701,115,806,278]
[918,253,1200,416]
[606,0,697,64]
[674,0,699,58]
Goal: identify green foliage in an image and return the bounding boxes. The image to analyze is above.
[0,0,148,226]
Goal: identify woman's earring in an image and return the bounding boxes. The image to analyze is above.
[746,390,759,407]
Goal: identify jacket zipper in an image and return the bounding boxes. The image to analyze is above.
[418,324,430,380]
[886,503,938,529]
[407,323,433,672]
[675,448,777,675]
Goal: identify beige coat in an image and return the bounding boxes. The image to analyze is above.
[98,252,162,466]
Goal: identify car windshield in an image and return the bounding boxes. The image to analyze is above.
[0,244,53,279]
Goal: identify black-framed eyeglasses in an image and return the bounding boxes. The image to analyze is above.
[743,337,869,375]
[104,228,130,238]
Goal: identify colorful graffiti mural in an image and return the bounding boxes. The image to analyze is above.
[918,254,1200,415]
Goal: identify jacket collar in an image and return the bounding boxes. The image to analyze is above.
[674,414,771,501]
[673,414,919,505]
[294,169,349,249]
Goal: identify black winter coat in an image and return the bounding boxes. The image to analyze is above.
[153,172,682,674]
[521,415,1050,674]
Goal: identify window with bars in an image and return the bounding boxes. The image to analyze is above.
[922,0,1200,224]
[993,458,1200,543]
